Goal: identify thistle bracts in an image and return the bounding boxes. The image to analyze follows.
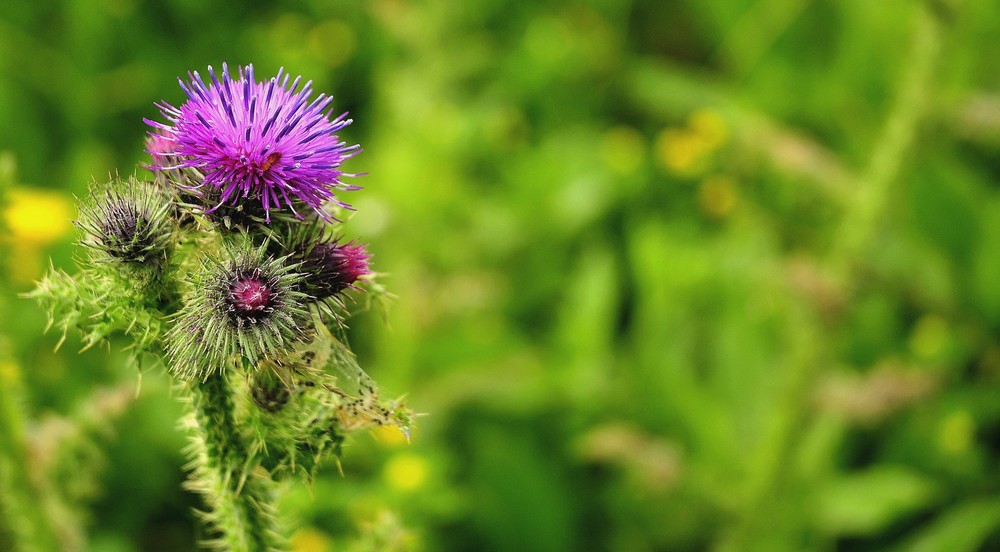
[299,240,371,299]
[28,176,173,353]
[75,176,177,295]
[30,64,410,552]
[167,242,310,381]
[242,326,413,482]
[77,177,173,263]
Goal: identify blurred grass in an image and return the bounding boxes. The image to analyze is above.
[3,0,1000,551]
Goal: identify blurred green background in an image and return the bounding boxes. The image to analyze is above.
[3,0,1000,551]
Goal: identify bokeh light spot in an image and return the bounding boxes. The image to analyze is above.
[383,452,429,492]
[291,526,332,552]
[309,19,357,68]
[5,188,73,245]
[909,314,950,360]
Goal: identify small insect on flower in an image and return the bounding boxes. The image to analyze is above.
[259,152,282,173]
[166,242,311,380]
[76,176,176,271]
[145,63,361,222]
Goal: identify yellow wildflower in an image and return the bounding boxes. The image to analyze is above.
[371,425,411,448]
[4,187,73,245]
[291,526,332,552]
[383,452,429,492]
[655,128,706,175]
[688,108,728,150]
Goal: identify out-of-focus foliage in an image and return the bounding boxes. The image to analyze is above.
[3,0,1000,551]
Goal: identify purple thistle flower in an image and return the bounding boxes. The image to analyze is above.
[144,132,177,169]
[145,63,361,221]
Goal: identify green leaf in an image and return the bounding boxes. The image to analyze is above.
[812,466,939,536]
[896,498,1000,552]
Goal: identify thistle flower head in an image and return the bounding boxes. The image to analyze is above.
[76,176,175,269]
[145,63,360,222]
[166,242,311,380]
[300,240,372,300]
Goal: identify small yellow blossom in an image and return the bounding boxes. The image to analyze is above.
[383,452,429,492]
[4,187,73,245]
[655,128,706,175]
[655,109,730,177]
[688,108,728,150]
[291,526,332,552]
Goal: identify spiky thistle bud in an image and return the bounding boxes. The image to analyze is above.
[282,221,375,319]
[75,177,176,296]
[250,367,293,414]
[166,242,311,380]
[300,240,371,299]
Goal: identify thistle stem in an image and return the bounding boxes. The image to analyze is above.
[0,362,61,552]
[831,4,942,271]
[186,372,283,552]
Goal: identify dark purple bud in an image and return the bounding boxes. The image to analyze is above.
[301,241,371,299]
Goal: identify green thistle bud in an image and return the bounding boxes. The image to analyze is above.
[250,366,293,413]
[166,242,311,381]
[75,176,175,276]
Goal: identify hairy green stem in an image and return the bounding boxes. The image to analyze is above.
[832,5,942,271]
[186,372,283,552]
[0,363,61,552]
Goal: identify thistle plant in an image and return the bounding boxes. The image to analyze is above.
[30,64,411,551]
